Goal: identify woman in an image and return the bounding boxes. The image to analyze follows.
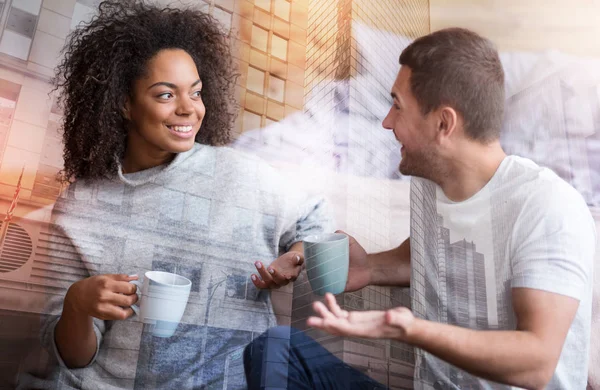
[21,1,331,388]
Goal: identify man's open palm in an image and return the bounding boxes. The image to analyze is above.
[307,293,416,341]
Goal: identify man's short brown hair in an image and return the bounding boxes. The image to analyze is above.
[400,28,505,142]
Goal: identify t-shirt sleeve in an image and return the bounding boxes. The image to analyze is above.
[510,185,596,300]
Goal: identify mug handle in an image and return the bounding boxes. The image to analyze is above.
[129,279,142,316]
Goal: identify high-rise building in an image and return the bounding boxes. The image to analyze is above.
[0,0,429,386]
[290,1,430,389]
[230,0,310,140]
[446,239,487,329]
[0,0,312,383]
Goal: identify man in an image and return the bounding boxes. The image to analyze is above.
[245,28,596,389]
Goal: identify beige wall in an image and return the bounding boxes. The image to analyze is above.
[430,0,600,57]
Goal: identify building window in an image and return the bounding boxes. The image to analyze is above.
[273,0,290,22]
[270,34,287,61]
[242,110,262,132]
[254,0,271,12]
[251,24,268,52]
[212,7,232,33]
[268,75,284,102]
[246,66,265,95]
[0,0,41,61]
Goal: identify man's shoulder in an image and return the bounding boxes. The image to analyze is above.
[502,157,595,250]
[502,155,588,212]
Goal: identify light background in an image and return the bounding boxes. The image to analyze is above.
[0,1,598,389]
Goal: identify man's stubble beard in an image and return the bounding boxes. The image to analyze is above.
[399,148,446,183]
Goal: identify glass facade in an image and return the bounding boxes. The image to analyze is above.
[289,1,430,388]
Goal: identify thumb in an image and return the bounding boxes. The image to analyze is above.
[335,230,352,241]
[112,273,138,282]
[289,251,304,266]
[385,307,411,328]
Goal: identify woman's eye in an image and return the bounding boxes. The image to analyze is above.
[157,92,173,100]
[192,90,202,97]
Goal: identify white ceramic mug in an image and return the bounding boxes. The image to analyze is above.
[130,271,192,338]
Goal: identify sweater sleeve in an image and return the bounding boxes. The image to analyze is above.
[279,195,335,253]
[41,315,105,369]
[39,217,106,369]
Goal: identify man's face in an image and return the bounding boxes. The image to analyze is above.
[382,66,441,179]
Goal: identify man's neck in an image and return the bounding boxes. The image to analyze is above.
[437,141,506,202]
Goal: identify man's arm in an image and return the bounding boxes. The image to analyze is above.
[406,288,578,389]
[344,234,411,291]
[309,287,579,390]
[368,237,411,287]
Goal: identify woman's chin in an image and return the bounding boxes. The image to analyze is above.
[167,139,197,154]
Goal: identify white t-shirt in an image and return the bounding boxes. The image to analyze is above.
[410,155,596,389]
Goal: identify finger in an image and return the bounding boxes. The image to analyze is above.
[290,252,304,267]
[307,316,325,328]
[98,304,135,321]
[269,252,303,279]
[251,274,268,289]
[385,307,411,327]
[255,261,275,287]
[110,273,138,282]
[107,291,138,307]
[306,316,346,336]
[324,293,346,318]
[112,280,138,295]
[312,301,337,321]
[334,230,352,241]
[265,266,289,286]
[112,306,135,320]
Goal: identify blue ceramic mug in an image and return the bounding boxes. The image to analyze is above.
[303,233,349,296]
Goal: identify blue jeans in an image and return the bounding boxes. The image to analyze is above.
[243,326,387,390]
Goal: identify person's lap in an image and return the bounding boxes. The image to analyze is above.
[244,326,387,390]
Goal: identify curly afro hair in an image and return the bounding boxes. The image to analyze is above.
[55,0,238,183]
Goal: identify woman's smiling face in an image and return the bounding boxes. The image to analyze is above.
[123,48,206,170]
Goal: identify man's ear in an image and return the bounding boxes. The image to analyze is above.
[438,106,458,140]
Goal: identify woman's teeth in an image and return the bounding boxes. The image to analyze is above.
[170,125,193,133]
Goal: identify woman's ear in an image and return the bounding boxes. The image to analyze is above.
[122,98,131,121]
